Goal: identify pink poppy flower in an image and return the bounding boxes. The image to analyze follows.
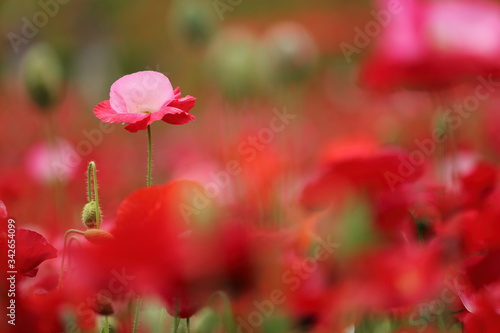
[94,71,195,132]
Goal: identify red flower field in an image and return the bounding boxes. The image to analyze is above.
[1,0,500,332]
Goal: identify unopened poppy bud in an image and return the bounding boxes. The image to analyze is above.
[205,29,261,100]
[84,229,114,245]
[82,201,97,229]
[91,292,114,316]
[21,42,64,111]
[262,22,318,84]
[169,0,217,49]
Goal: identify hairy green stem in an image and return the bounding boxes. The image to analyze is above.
[147,125,153,187]
[58,229,85,288]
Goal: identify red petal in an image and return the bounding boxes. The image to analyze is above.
[124,115,152,133]
[168,95,196,113]
[94,100,149,124]
[162,111,195,125]
[173,87,181,98]
[16,229,57,277]
[116,185,167,228]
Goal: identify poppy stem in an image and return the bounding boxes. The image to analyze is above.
[147,125,153,187]
[186,317,190,333]
[67,235,82,249]
[209,291,237,333]
[173,299,181,333]
[58,229,85,288]
[87,161,102,229]
[104,316,110,333]
[158,308,166,331]
[132,297,142,333]
[173,315,180,333]
[87,163,93,203]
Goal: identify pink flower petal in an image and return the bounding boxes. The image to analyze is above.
[110,71,174,114]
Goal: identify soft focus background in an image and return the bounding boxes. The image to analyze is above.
[0,0,401,229]
[3,1,500,332]
[1,1,497,226]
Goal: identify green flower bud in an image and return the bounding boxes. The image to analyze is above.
[205,29,261,101]
[262,22,318,84]
[168,0,217,50]
[21,43,64,111]
[82,201,98,229]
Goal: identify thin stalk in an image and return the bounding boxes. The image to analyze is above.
[104,316,110,333]
[58,229,85,288]
[147,125,153,187]
[132,297,142,333]
[173,299,181,333]
[158,308,166,333]
[87,164,92,202]
[173,316,181,333]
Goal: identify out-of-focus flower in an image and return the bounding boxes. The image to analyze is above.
[344,244,445,310]
[16,229,58,278]
[13,286,97,333]
[24,139,78,184]
[462,300,500,333]
[360,0,500,90]
[93,71,195,132]
[459,160,497,210]
[205,29,263,100]
[168,0,217,49]
[455,252,500,332]
[262,22,318,84]
[459,187,500,251]
[74,181,257,319]
[301,138,425,209]
[0,228,57,278]
[21,42,64,110]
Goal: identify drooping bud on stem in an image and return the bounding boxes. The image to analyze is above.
[83,229,114,245]
[91,291,114,316]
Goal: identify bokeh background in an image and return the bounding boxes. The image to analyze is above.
[4,1,500,332]
[2,0,500,247]
[0,0,404,229]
